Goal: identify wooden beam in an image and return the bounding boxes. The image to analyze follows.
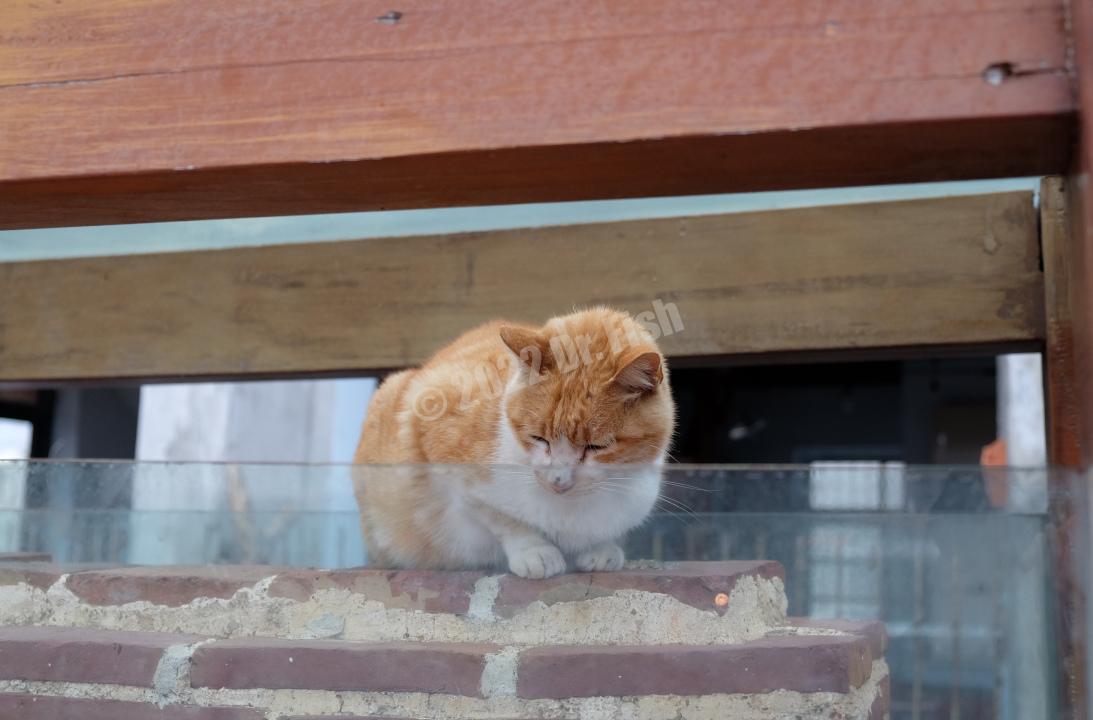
[0,0,1073,229]
[1042,178,1089,467]
[1063,0,1093,471]
[1044,0,1093,716]
[1041,176,1089,720]
[0,192,1043,383]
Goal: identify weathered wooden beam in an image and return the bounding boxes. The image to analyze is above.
[0,192,1043,382]
[1061,0,1093,472]
[1040,177,1089,720]
[1044,0,1093,716]
[1043,178,1089,468]
[0,0,1073,229]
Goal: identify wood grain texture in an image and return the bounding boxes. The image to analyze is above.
[0,192,1043,382]
[1067,0,1093,471]
[1040,177,1089,720]
[1049,1,1093,715]
[1041,178,1087,468]
[0,0,1074,228]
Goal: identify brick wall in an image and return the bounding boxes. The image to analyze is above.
[0,553,889,719]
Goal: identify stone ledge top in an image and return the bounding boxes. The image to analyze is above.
[494,560,784,618]
[270,560,785,618]
[788,617,889,657]
[0,552,51,563]
[0,559,785,619]
[65,565,286,607]
[0,561,64,591]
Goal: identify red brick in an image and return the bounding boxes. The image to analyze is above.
[495,560,784,618]
[65,565,281,607]
[788,618,889,657]
[0,694,262,719]
[0,627,202,686]
[268,568,481,614]
[517,635,873,699]
[0,552,50,562]
[191,639,496,696]
[0,561,63,590]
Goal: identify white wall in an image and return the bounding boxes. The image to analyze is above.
[131,378,375,566]
[0,419,32,552]
[0,418,31,460]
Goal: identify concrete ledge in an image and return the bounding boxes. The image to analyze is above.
[268,568,483,615]
[493,561,784,618]
[0,560,791,646]
[268,560,784,618]
[67,566,288,608]
[788,617,889,658]
[0,559,782,616]
[0,553,51,563]
[0,561,63,591]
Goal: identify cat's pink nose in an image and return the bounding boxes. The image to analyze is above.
[549,472,575,494]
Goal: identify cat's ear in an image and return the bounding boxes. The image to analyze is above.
[499,326,554,376]
[611,351,663,395]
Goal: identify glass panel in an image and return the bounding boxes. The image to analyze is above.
[0,461,1082,720]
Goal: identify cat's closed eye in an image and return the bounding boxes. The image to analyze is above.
[585,444,609,452]
[530,435,550,447]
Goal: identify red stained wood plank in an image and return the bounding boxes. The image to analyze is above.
[1066,0,1093,471]
[0,0,1074,228]
[1044,1,1093,717]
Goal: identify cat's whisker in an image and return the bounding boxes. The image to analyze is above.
[658,479,716,493]
[650,504,697,526]
[639,441,681,463]
[577,487,629,500]
[600,475,714,495]
[654,494,702,523]
[585,489,629,499]
[576,482,636,500]
[585,481,633,491]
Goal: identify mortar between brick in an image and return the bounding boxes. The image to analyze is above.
[154,639,213,706]
[480,647,520,698]
[468,575,502,621]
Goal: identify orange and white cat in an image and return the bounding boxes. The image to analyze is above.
[353,307,675,578]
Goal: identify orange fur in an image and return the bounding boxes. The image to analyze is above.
[353,308,675,576]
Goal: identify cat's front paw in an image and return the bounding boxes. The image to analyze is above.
[575,542,625,572]
[507,542,566,579]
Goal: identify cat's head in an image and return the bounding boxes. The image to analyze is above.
[499,308,675,494]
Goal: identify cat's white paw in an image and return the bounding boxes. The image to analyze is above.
[575,542,625,572]
[507,542,567,579]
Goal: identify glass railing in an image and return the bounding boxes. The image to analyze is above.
[0,461,1085,720]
